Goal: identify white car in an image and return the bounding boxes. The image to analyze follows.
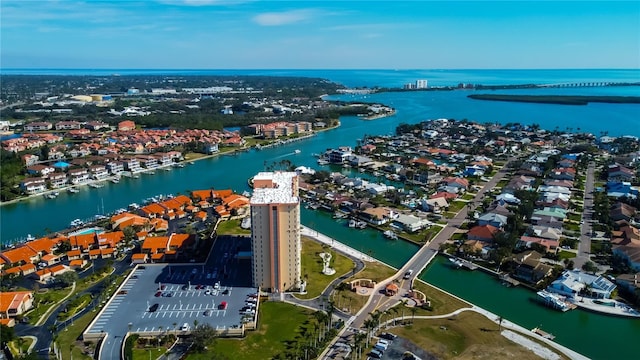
[181,323,190,331]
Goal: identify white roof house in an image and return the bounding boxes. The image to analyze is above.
[547,270,616,299]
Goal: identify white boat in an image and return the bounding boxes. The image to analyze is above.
[294,149,301,154]
[70,219,84,227]
[449,257,464,268]
[111,178,120,183]
[128,203,140,210]
[67,188,80,193]
[348,219,357,228]
[45,193,57,199]
[536,290,573,312]
[89,183,104,188]
[383,230,398,240]
[133,175,140,179]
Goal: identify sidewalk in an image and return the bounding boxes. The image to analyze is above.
[300,226,375,262]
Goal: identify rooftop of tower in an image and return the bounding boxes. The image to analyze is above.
[250,171,299,205]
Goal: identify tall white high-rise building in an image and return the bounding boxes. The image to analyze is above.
[249,171,301,293]
[416,79,428,89]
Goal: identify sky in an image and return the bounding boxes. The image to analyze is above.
[1,0,639,69]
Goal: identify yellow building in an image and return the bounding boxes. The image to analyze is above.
[250,172,301,293]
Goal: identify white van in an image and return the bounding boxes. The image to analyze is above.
[180,323,190,331]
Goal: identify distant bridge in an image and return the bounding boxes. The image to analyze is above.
[538,81,640,88]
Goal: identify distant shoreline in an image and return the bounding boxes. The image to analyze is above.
[467,94,640,106]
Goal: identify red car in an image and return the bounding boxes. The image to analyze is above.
[160,285,166,290]
[155,291,162,297]
[218,301,228,310]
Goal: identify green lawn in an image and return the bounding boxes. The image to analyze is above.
[448,201,467,214]
[8,337,34,357]
[215,218,251,235]
[187,302,313,360]
[295,237,355,300]
[27,287,74,324]
[558,250,577,260]
[55,308,98,360]
[461,193,475,201]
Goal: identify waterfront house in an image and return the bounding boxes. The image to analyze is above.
[393,214,431,233]
[511,250,555,284]
[111,212,149,230]
[68,234,96,252]
[0,246,39,267]
[548,270,616,299]
[106,161,125,175]
[122,158,142,173]
[360,207,397,226]
[68,168,90,184]
[20,177,47,194]
[48,173,68,188]
[25,237,59,257]
[90,165,109,180]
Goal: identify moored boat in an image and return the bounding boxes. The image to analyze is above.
[383,230,398,240]
[535,290,575,312]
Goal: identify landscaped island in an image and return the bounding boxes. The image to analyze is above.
[467,94,640,105]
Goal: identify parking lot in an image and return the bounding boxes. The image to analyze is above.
[85,235,257,359]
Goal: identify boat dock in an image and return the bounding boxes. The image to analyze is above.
[531,327,556,340]
[499,273,521,287]
[447,255,478,270]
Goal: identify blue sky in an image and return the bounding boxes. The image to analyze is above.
[1,1,639,69]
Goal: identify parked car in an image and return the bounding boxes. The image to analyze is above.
[155,291,162,297]
[203,310,212,316]
[219,301,228,310]
[222,289,229,295]
[148,303,159,312]
[181,323,190,331]
[379,332,397,341]
[370,349,383,359]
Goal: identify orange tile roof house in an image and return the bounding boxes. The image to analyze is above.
[111,212,149,230]
[467,224,501,242]
[0,291,34,323]
[141,236,170,255]
[118,120,136,131]
[69,233,97,251]
[0,246,39,266]
[168,234,193,252]
[192,189,215,201]
[69,259,87,269]
[25,237,60,256]
[19,263,36,276]
[97,231,124,249]
[66,249,83,260]
[131,253,148,264]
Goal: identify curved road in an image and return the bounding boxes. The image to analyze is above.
[14,253,132,359]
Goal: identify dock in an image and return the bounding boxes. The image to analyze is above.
[531,327,555,340]
[499,274,521,287]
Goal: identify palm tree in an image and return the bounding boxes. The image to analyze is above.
[363,318,375,347]
[410,306,418,324]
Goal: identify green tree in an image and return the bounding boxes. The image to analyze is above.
[55,271,79,287]
[190,323,217,353]
[0,324,15,346]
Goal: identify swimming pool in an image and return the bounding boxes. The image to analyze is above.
[69,227,104,236]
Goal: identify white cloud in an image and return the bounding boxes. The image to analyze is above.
[252,9,316,26]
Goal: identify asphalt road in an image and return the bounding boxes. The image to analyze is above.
[574,161,596,269]
[323,159,515,359]
[14,252,133,359]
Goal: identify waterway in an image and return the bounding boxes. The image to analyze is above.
[422,256,640,360]
[2,69,640,357]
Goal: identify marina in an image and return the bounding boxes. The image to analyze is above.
[0,70,639,360]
